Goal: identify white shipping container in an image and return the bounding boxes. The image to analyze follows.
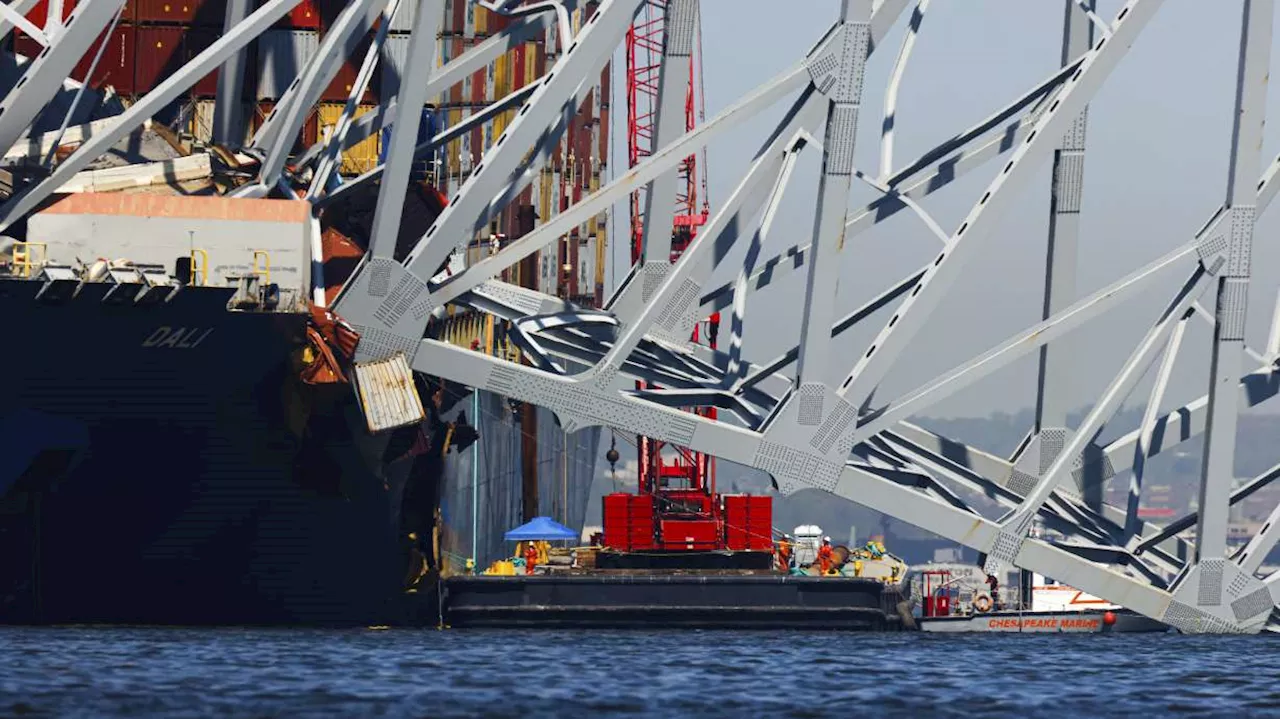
[388,0,417,33]
[190,99,217,144]
[380,34,411,107]
[539,248,555,295]
[576,237,595,297]
[353,353,426,433]
[257,30,320,100]
[549,170,562,217]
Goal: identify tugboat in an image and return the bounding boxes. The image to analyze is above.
[914,567,1168,634]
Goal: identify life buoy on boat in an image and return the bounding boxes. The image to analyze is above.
[973,593,993,613]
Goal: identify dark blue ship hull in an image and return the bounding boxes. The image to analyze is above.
[0,278,415,625]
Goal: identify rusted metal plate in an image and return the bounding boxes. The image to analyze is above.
[352,352,425,433]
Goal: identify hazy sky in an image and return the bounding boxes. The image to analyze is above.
[602,0,1280,420]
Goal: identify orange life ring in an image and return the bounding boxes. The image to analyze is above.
[974,593,993,613]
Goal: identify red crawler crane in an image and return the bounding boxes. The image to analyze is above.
[603,1,771,565]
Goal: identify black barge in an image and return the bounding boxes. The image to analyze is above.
[437,574,913,630]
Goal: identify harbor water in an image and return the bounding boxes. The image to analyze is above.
[1,627,1277,718]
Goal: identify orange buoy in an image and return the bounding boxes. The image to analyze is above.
[1103,611,1117,626]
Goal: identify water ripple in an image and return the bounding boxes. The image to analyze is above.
[0,628,1277,717]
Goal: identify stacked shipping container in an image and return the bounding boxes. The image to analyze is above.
[10,2,612,239]
[440,0,611,306]
[411,3,612,573]
[10,0,375,166]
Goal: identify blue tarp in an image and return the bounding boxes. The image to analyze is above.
[504,516,578,542]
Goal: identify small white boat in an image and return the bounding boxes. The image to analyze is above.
[916,569,1168,634]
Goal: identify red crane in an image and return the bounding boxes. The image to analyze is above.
[608,1,768,558]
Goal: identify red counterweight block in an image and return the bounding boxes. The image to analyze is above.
[722,494,773,551]
[658,519,720,551]
[603,493,655,552]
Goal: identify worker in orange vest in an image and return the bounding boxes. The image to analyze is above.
[775,536,793,571]
[816,536,835,575]
[523,541,539,575]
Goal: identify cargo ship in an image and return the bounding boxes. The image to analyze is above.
[0,1,610,626]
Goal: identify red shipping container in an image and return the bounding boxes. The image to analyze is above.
[12,20,135,95]
[182,27,229,98]
[659,519,720,550]
[252,100,319,154]
[276,0,319,29]
[133,26,187,94]
[321,33,373,103]
[72,24,137,95]
[130,0,225,26]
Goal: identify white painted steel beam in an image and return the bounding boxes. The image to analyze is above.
[420,65,814,313]
[1034,0,1095,506]
[242,0,384,197]
[2,0,1276,633]
[306,0,402,200]
[849,242,1201,445]
[0,0,45,46]
[986,268,1210,571]
[212,0,252,146]
[364,0,440,258]
[835,0,1165,410]
[1194,0,1272,568]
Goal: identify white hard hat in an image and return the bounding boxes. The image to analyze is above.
[823,536,831,542]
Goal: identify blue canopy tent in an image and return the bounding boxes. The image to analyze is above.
[504,516,578,542]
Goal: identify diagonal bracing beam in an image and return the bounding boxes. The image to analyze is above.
[362,0,441,259]
[305,0,403,200]
[984,267,1210,571]
[834,0,1165,411]
[1192,0,1272,570]
[1125,308,1191,542]
[697,52,1081,322]
[1034,0,1096,506]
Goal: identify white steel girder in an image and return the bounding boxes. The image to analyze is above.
[322,0,1280,633]
[8,0,1280,633]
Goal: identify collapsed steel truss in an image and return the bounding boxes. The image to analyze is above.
[6,0,1280,633]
